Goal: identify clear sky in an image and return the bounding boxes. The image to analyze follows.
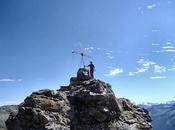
[0,0,175,105]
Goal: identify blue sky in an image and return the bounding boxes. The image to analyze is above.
[0,0,175,105]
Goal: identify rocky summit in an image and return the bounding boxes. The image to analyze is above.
[6,69,152,130]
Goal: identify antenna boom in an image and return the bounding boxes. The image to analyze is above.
[72,50,91,67]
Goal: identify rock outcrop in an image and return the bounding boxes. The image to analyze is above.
[6,69,152,130]
[0,105,18,130]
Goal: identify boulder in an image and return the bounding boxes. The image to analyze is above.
[6,76,152,130]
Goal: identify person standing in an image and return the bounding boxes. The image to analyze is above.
[87,61,95,78]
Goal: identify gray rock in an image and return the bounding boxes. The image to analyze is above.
[0,105,18,130]
[6,75,152,130]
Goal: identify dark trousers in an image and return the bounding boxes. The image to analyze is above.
[90,70,94,78]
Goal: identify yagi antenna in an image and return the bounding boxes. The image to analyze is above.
[72,50,91,68]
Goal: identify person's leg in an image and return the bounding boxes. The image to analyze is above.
[91,71,94,78]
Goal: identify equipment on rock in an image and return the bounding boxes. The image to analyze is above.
[72,51,91,68]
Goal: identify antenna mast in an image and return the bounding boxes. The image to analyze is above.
[72,51,91,68]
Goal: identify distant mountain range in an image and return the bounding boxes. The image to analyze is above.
[142,101,175,130]
[0,105,18,130]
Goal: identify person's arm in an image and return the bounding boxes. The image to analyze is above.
[84,65,89,67]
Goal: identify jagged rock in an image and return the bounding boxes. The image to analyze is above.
[0,105,18,130]
[6,76,152,130]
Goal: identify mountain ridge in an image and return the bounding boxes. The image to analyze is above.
[5,69,152,130]
[145,101,175,130]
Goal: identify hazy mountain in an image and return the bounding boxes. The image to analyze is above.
[146,101,175,130]
[0,105,18,130]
